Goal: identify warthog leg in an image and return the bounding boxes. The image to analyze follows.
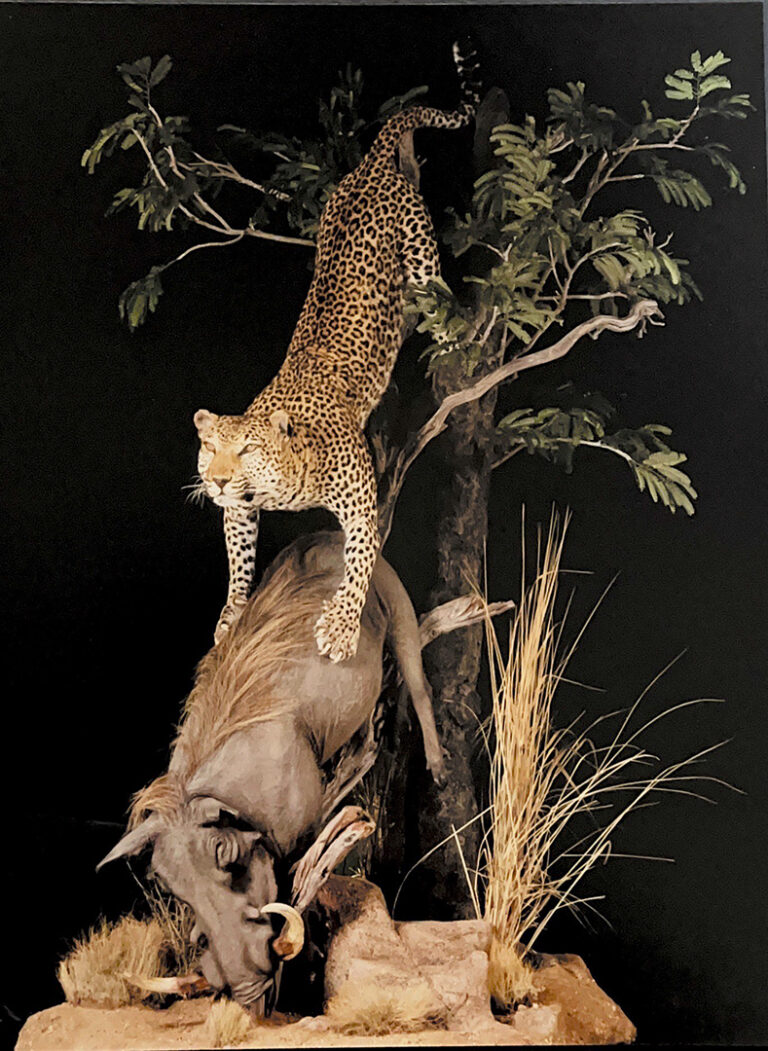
[291,805,375,911]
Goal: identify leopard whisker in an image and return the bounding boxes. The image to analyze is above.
[183,478,209,506]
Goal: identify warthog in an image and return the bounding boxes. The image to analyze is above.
[98,531,444,1011]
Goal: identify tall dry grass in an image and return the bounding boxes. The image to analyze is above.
[472,510,728,1008]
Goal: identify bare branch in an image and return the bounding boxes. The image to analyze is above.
[245,225,315,248]
[490,443,525,471]
[190,151,291,201]
[166,232,245,267]
[537,291,630,303]
[377,298,662,536]
[562,146,590,185]
[419,594,517,649]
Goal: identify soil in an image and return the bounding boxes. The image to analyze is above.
[16,1000,530,1050]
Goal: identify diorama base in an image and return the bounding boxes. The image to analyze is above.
[17,949,635,1050]
[19,878,635,1048]
[16,986,631,1050]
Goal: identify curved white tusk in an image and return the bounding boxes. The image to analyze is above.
[242,904,262,922]
[121,972,210,996]
[260,902,305,960]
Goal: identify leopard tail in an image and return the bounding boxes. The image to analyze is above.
[367,41,481,165]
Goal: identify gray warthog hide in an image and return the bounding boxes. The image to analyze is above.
[98,531,443,1010]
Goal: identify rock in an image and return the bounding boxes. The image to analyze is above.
[316,878,635,1045]
[316,877,436,1003]
[318,877,498,1033]
[527,953,636,1045]
[396,920,495,1031]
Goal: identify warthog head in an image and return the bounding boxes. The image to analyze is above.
[98,797,304,1011]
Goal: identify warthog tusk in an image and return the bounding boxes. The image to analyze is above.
[260,902,305,960]
[120,972,210,997]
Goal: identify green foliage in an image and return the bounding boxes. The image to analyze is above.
[412,48,749,380]
[497,394,697,515]
[83,45,750,518]
[118,267,164,331]
[236,70,428,238]
[85,56,429,324]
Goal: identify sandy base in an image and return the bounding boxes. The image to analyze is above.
[16,1000,531,1050]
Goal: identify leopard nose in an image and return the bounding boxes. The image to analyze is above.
[212,476,230,490]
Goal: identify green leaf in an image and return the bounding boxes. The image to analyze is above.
[664,75,694,99]
[699,74,732,98]
[690,50,703,73]
[665,85,694,102]
[149,54,173,87]
[700,50,731,75]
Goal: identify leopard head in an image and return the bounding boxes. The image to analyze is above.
[193,408,296,509]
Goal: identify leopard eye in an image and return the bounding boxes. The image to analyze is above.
[203,442,216,454]
[240,444,258,456]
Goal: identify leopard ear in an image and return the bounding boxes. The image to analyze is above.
[270,409,294,440]
[194,409,219,438]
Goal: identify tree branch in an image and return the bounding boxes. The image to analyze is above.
[377,298,662,539]
[418,594,517,649]
[132,127,314,248]
[490,443,524,471]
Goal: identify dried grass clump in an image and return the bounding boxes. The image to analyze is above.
[204,998,254,1047]
[325,979,445,1035]
[473,510,725,1012]
[488,937,536,1008]
[57,877,201,1009]
[143,878,201,975]
[57,915,166,1007]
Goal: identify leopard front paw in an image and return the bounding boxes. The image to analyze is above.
[314,598,361,663]
[214,595,248,646]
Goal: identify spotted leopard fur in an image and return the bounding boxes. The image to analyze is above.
[194,44,480,662]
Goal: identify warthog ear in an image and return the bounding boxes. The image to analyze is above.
[189,797,242,825]
[96,814,163,872]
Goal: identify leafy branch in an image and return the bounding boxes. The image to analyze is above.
[494,404,697,515]
[374,49,749,529]
[85,57,428,329]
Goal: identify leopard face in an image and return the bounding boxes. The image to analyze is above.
[193,408,296,511]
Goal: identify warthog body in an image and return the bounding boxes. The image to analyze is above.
[99,531,443,1009]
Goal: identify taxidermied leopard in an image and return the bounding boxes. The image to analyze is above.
[194,44,480,662]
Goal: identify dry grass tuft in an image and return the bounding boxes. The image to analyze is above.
[142,877,201,975]
[488,937,537,1008]
[204,998,255,1048]
[325,979,445,1035]
[57,877,201,1008]
[448,509,727,1013]
[57,916,166,1008]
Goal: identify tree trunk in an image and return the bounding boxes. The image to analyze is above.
[413,373,499,918]
[406,88,511,920]
[370,89,510,920]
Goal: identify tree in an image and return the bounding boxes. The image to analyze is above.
[83,49,751,916]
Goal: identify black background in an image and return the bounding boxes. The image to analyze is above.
[3,3,767,1045]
